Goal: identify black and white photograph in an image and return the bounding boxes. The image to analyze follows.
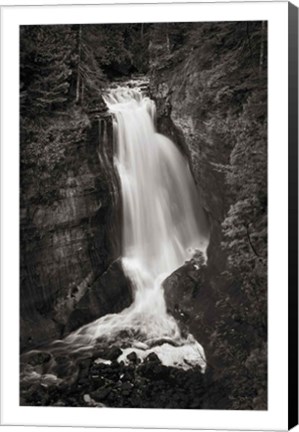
[19,20,268,411]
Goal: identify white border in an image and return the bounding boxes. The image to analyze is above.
[1,2,289,430]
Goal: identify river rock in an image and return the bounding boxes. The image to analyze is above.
[20,347,230,409]
[26,351,52,366]
[126,351,138,364]
[145,352,161,363]
[105,347,123,361]
[91,386,111,401]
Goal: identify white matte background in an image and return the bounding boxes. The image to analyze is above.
[0,0,296,431]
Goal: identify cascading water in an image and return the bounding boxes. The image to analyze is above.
[21,83,209,386]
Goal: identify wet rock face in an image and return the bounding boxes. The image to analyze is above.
[65,259,133,334]
[162,258,218,366]
[20,114,124,351]
[148,61,234,394]
[149,59,229,269]
[149,45,231,366]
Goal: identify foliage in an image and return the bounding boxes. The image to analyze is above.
[200,25,267,409]
[76,25,107,104]
[215,89,267,409]
[97,24,151,75]
[20,108,90,206]
[21,24,152,112]
[149,21,267,409]
[20,25,78,114]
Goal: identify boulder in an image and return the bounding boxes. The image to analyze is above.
[162,257,218,364]
[126,351,138,364]
[105,347,123,361]
[65,259,133,334]
[26,351,51,366]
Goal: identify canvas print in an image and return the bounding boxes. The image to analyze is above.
[20,21,267,410]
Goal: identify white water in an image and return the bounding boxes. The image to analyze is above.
[23,84,209,375]
[49,85,208,371]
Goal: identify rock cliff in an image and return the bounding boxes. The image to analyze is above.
[149,38,230,362]
[149,23,267,409]
[20,109,131,351]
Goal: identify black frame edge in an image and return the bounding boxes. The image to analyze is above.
[288,2,298,430]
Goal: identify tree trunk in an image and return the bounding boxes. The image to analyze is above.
[76,24,82,104]
[259,21,266,76]
[81,79,85,105]
[140,23,144,42]
[166,24,170,53]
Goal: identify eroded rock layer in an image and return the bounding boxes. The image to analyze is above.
[20,111,127,351]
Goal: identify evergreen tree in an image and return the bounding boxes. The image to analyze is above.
[20,25,77,115]
[75,25,106,105]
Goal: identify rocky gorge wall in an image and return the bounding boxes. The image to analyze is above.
[149,52,230,365]
[20,109,132,352]
[148,23,268,410]
[150,63,229,266]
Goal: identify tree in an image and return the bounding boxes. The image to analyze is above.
[20,25,77,115]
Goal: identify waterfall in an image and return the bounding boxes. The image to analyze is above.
[105,86,209,343]
[56,85,209,370]
[108,87,208,286]
[21,84,209,378]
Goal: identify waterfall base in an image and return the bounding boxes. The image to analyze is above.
[21,348,224,409]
